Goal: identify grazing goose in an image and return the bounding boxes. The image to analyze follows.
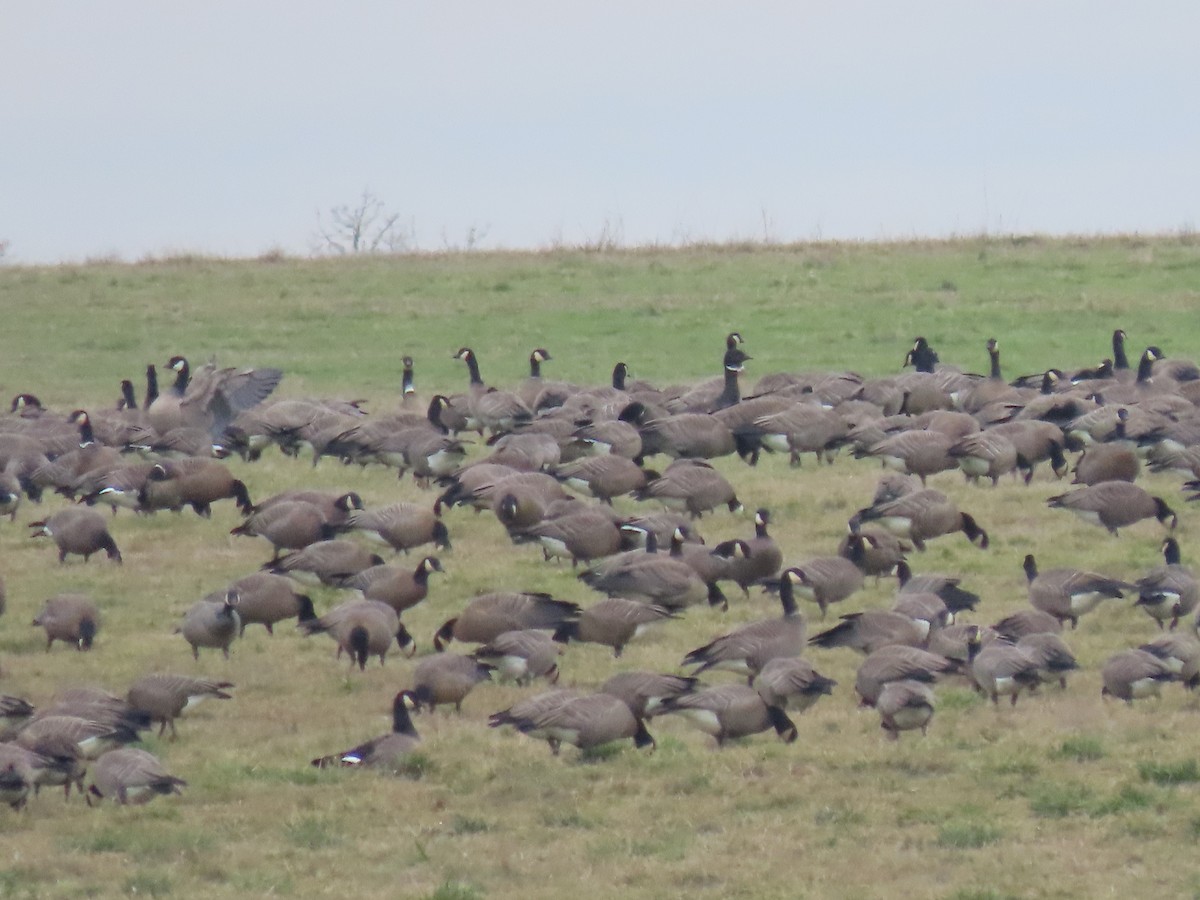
[11,730,86,799]
[205,573,315,635]
[0,696,35,741]
[512,506,623,565]
[854,645,956,707]
[658,683,797,747]
[948,431,1025,486]
[138,458,252,517]
[553,598,679,657]
[850,488,988,552]
[579,539,712,610]
[1072,440,1140,487]
[231,499,340,561]
[299,599,414,670]
[635,458,742,518]
[252,489,364,526]
[1023,554,1129,629]
[895,562,980,614]
[346,556,444,615]
[177,591,241,659]
[785,554,865,618]
[471,629,563,685]
[752,657,838,714]
[1138,634,1200,688]
[553,455,653,504]
[966,627,1041,706]
[1047,482,1176,535]
[681,568,808,680]
[1016,632,1078,689]
[311,691,422,772]
[31,593,100,651]
[341,502,452,556]
[126,674,234,740]
[855,430,957,484]
[433,592,580,651]
[839,528,909,579]
[267,540,386,587]
[599,672,699,719]
[0,744,40,810]
[28,508,122,564]
[1134,538,1198,630]
[488,689,581,735]
[876,680,936,740]
[16,714,139,761]
[991,608,1063,642]
[410,654,493,713]
[1101,649,1177,703]
[809,610,928,654]
[987,420,1069,483]
[501,692,655,756]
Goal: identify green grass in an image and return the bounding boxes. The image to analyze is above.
[3,235,1200,898]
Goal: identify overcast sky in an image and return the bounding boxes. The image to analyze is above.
[2,3,1196,264]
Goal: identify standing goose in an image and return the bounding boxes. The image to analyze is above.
[681,568,807,680]
[877,680,937,740]
[433,592,580,651]
[231,500,340,561]
[453,347,533,433]
[205,572,315,635]
[346,556,444,616]
[312,691,422,772]
[471,629,563,686]
[578,540,712,610]
[658,684,797,747]
[552,598,679,657]
[267,540,386,587]
[410,654,493,713]
[341,503,451,554]
[143,458,252,518]
[0,744,40,810]
[991,608,1063,642]
[853,645,956,707]
[809,610,928,654]
[1134,537,1198,630]
[966,626,1041,706]
[855,430,958,484]
[1101,649,1177,703]
[28,508,122,564]
[635,458,742,518]
[502,692,655,757]
[752,657,838,714]
[1016,632,1079,689]
[839,527,909,579]
[147,355,283,439]
[177,591,241,660]
[553,455,653,504]
[948,431,1024,486]
[1047,482,1176,535]
[299,599,413,670]
[31,593,100,651]
[1071,412,1140,485]
[599,672,699,720]
[850,488,988,551]
[784,554,865,619]
[126,674,234,740]
[512,506,624,565]
[895,562,980,614]
[1023,554,1129,629]
[714,508,783,594]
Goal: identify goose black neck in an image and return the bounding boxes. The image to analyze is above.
[715,365,741,408]
[464,353,483,386]
[144,366,159,408]
[1164,538,1181,565]
[392,694,418,737]
[1136,351,1156,384]
[77,417,95,446]
[1022,554,1038,583]
[427,396,449,434]
[1112,330,1129,370]
[612,363,627,391]
[120,381,137,410]
[778,575,798,616]
[170,361,189,396]
[529,355,542,378]
[988,344,1002,380]
[402,365,415,396]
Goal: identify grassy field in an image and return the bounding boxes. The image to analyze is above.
[2,235,1200,899]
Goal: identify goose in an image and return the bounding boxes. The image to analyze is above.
[251,489,364,526]
[453,347,533,433]
[410,654,493,713]
[433,592,580,651]
[0,463,21,520]
[340,503,451,554]
[658,684,797,747]
[966,627,1041,706]
[991,608,1063,642]
[784,554,865,618]
[854,645,956,707]
[578,540,712,610]
[681,567,808,680]
[743,402,849,467]
[570,410,645,461]
[177,591,241,659]
[501,692,655,756]
[511,506,623,565]
[0,696,35,741]
[204,573,315,635]
[1101,649,1177,703]
[850,488,988,551]
[1138,634,1200,688]
[26,410,123,499]
[28,508,122,564]
[635,458,742,518]
[0,744,40,810]
[31,593,100,651]
[553,455,653,504]
[125,674,234,740]
[552,597,679,657]
[480,430,562,472]
[838,527,909,579]
[895,562,980,614]
[752,657,838,714]
[855,430,957,484]
[298,599,413,670]
[1023,554,1129,629]
[34,688,151,737]
[267,540,386,587]
[1047,482,1176,535]
[11,730,86,799]
[488,689,582,736]
[140,458,252,517]
[1134,538,1198,630]
[986,420,1069,483]
[713,508,783,594]
[231,500,340,561]
[876,680,936,740]
[957,338,1019,412]
[809,610,928,655]
[16,714,139,760]
[599,672,699,719]
[1072,437,1140,487]
[948,431,1025,486]
[311,691,422,772]
[471,629,563,685]
[147,354,282,438]
[1016,632,1078,689]
[345,556,444,616]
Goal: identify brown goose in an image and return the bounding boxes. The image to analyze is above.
[1023,554,1129,629]
[28,508,122,564]
[205,573,315,635]
[965,627,1041,706]
[0,696,35,741]
[32,593,100,651]
[512,506,623,565]
[1101,649,1176,703]
[991,608,1063,642]
[659,684,797,747]
[231,500,339,561]
[854,645,956,707]
[410,654,493,713]
[599,672,699,719]
[311,691,421,772]
[502,692,655,756]
[850,488,988,551]
[433,592,580,651]
[552,598,679,657]
[635,458,742,518]
[1047,482,1176,535]
[681,568,807,680]
[147,354,282,439]
[1016,632,1078,689]
[855,430,957,484]
[126,674,234,740]
[752,657,837,714]
[0,744,41,810]
[252,489,364,526]
[876,680,936,740]
[553,455,652,504]
[714,508,783,594]
[177,591,241,659]
[267,540,386,587]
[809,610,927,655]
[299,599,413,670]
[471,629,563,685]
[454,347,533,433]
[340,503,451,554]
[1134,537,1199,630]
[786,555,865,618]
[345,556,444,616]
[948,431,1023,486]
[578,543,711,610]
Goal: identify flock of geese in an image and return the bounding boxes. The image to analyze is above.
[4,327,1200,809]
